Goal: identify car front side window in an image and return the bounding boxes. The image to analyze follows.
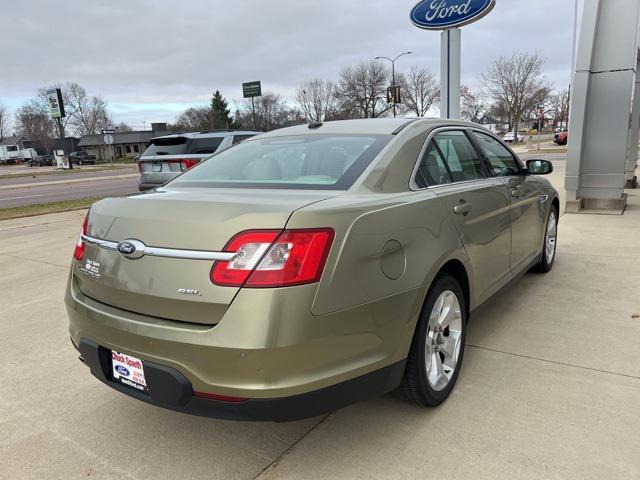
[472,131,521,177]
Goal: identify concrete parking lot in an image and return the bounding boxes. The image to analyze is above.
[1,155,639,479]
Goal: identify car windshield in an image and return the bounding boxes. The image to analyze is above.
[170,134,391,190]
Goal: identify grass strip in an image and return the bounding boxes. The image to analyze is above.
[0,197,103,221]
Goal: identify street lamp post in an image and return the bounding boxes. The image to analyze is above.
[375,51,414,117]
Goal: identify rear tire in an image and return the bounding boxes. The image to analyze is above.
[401,274,467,407]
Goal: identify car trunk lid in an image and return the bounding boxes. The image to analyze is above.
[74,187,338,325]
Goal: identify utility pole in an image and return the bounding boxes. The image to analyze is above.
[376,52,413,117]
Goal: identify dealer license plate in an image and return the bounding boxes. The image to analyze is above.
[111,351,147,392]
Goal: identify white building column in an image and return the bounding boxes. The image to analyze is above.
[440,28,461,119]
[565,0,640,213]
[625,55,640,189]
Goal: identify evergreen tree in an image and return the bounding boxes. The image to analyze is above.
[209,90,237,129]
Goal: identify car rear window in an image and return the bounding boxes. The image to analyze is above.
[142,137,189,156]
[188,137,224,154]
[142,136,227,156]
[170,135,391,190]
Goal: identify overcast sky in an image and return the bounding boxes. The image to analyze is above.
[1,0,579,129]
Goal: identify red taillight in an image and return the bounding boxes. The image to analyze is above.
[211,228,335,288]
[136,160,142,174]
[73,214,89,261]
[180,159,199,171]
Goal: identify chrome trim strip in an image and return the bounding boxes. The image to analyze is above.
[82,235,118,250]
[81,234,236,262]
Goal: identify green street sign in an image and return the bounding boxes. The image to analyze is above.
[243,81,262,98]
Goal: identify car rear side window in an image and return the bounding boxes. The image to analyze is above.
[188,137,224,154]
[433,131,487,182]
[415,142,453,188]
[170,135,391,190]
[472,131,521,177]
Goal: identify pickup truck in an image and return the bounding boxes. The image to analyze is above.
[68,151,97,165]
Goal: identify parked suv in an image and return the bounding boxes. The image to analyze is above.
[68,151,97,165]
[137,130,261,191]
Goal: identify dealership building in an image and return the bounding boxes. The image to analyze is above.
[78,123,168,160]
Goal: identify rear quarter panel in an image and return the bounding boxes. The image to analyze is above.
[287,192,467,317]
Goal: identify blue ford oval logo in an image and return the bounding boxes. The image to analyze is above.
[116,239,146,259]
[115,365,130,376]
[117,241,136,255]
[411,0,495,30]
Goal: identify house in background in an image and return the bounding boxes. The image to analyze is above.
[0,135,29,150]
[78,123,169,161]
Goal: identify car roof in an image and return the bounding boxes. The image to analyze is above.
[151,130,261,141]
[254,118,488,138]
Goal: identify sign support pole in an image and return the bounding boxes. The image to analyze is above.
[440,28,461,119]
[251,97,257,131]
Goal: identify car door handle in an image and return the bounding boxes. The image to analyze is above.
[453,203,473,216]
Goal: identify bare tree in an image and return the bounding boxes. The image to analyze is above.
[0,103,10,142]
[398,66,439,117]
[460,85,484,123]
[546,89,570,130]
[63,83,111,136]
[296,79,338,123]
[14,101,57,153]
[337,61,389,118]
[115,121,133,132]
[238,92,298,131]
[170,106,211,132]
[481,53,551,137]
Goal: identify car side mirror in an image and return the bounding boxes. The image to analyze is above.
[526,159,553,175]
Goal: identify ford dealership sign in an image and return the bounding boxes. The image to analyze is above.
[411,0,496,30]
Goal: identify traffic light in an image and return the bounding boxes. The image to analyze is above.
[387,85,401,105]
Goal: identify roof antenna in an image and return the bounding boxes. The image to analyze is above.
[308,122,323,130]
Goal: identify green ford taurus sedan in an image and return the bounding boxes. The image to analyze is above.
[66,118,559,421]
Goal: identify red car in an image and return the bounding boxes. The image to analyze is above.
[554,131,568,146]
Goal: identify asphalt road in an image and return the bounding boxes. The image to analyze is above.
[0,168,139,208]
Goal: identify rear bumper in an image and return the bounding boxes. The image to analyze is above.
[76,337,405,422]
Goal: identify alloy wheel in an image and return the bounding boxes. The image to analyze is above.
[425,290,463,392]
[545,211,557,264]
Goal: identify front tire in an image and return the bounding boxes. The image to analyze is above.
[401,274,467,407]
[533,207,558,273]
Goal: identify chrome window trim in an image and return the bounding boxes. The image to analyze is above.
[81,234,237,262]
[409,126,493,192]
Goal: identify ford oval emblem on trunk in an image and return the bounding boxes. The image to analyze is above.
[117,240,146,260]
[410,0,496,30]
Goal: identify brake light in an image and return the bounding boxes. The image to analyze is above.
[73,214,89,261]
[211,228,335,288]
[136,159,142,174]
[180,159,199,171]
